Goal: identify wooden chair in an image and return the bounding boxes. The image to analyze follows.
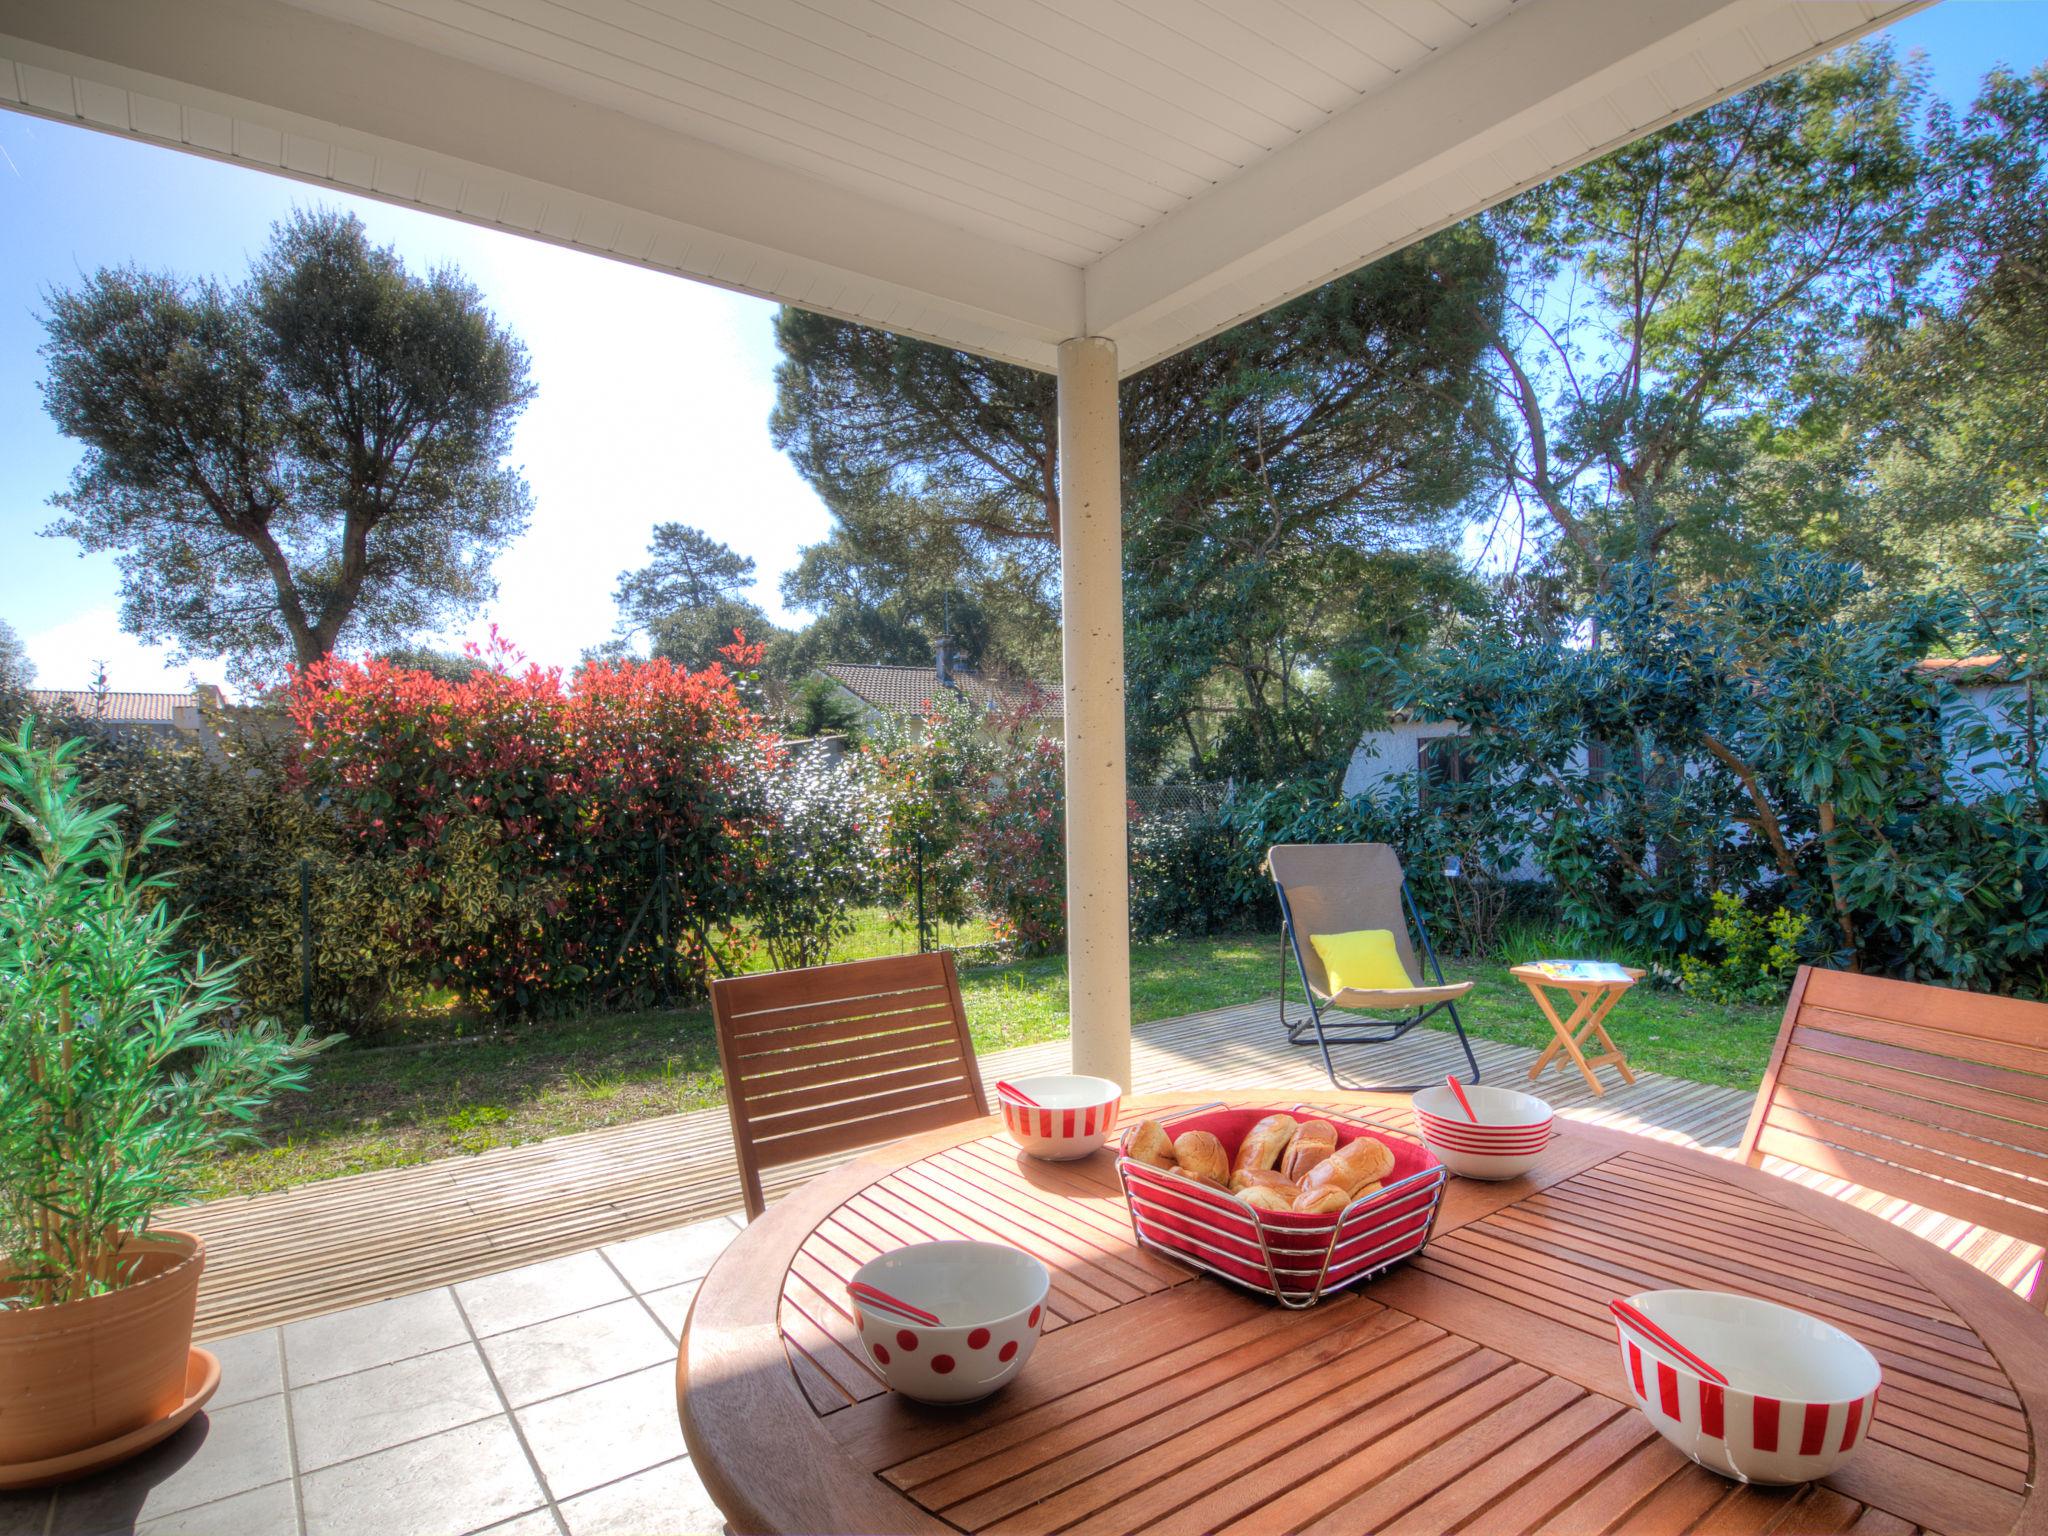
[710,952,989,1219]
[1740,965,2048,1308]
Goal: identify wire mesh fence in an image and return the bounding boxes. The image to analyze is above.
[1127,781,1235,823]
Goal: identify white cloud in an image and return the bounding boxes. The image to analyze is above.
[21,606,229,695]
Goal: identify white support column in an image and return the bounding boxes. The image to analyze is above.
[1056,336,1133,1091]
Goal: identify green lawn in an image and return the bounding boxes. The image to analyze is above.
[193,920,1784,1201]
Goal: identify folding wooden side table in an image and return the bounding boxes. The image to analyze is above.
[1511,962,1645,1096]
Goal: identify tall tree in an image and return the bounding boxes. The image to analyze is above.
[1478,45,1934,596]
[1725,64,2048,594]
[612,522,778,671]
[40,209,534,685]
[771,314,1059,544]
[773,475,1061,687]
[769,228,1504,779]
[0,620,32,693]
[1121,230,1503,778]
[615,523,757,624]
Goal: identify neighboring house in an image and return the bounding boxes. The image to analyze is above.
[811,645,1061,736]
[27,687,210,742]
[1344,654,2030,803]
[25,685,247,760]
[1922,655,2034,798]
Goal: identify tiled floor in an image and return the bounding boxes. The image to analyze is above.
[0,1215,743,1536]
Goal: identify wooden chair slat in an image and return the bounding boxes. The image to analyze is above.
[750,1079,988,1146]
[737,1059,975,1120]
[714,952,956,1011]
[1798,1006,2048,1079]
[751,1096,991,1169]
[1802,966,2048,1050]
[1779,1046,2048,1141]
[1754,1125,2048,1255]
[712,952,987,1218]
[1789,1025,2048,1108]
[734,1031,971,1095]
[1768,1084,2048,1191]
[1743,966,2048,1309]
[723,988,957,1038]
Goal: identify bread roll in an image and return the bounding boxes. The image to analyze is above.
[1301,1135,1396,1196]
[1237,1184,1296,1213]
[1290,1185,1351,1215]
[1229,1167,1300,1196]
[1230,1114,1299,1177]
[1125,1119,1176,1169]
[1166,1164,1228,1193]
[1173,1130,1230,1186]
[1280,1120,1338,1183]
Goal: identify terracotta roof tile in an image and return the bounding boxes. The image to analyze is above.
[27,689,194,725]
[817,663,1059,718]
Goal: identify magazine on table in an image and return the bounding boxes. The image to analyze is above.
[1532,959,1633,983]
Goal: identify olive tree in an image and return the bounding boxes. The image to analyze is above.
[41,209,534,684]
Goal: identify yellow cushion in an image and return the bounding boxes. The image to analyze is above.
[1309,928,1413,994]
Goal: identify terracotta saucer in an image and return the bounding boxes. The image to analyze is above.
[0,1348,221,1491]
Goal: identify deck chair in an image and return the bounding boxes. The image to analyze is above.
[1267,843,1480,1091]
[710,952,989,1219]
[1740,965,2048,1308]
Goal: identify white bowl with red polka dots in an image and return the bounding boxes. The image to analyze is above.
[850,1241,1050,1404]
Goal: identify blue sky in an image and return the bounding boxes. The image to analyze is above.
[2,1,2045,695]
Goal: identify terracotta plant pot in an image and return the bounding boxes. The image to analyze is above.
[0,1231,205,1466]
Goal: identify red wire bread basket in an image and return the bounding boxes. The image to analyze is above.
[1116,1103,1447,1307]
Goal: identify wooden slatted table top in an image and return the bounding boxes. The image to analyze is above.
[677,1093,2048,1536]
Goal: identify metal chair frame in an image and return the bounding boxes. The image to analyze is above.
[1273,874,1480,1093]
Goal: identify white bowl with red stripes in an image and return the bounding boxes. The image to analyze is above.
[1409,1084,1555,1180]
[851,1241,1050,1404]
[1614,1289,1881,1485]
[997,1075,1123,1160]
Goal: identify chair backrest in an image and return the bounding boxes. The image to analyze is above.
[710,952,988,1219]
[1266,843,1423,997]
[1741,965,2048,1306]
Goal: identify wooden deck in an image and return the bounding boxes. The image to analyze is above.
[171,998,2038,1339]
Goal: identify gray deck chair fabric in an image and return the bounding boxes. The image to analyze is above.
[1266,842,1480,1089]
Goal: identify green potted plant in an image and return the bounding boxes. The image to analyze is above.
[0,724,327,1479]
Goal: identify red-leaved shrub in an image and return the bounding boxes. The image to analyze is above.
[288,632,770,1014]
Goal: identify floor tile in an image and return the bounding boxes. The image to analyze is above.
[283,1288,469,1386]
[205,1327,284,1409]
[482,1301,673,1408]
[468,1508,562,1536]
[458,1251,630,1339]
[514,1363,683,1499]
[300,1416,543,1536]
[50,1397,292,1532]
[290,1342,502,1470]
[559,1457,724,1536]
[134,1479,298,1536]
[601,1218,739,1294]
[638,1281,700,1341]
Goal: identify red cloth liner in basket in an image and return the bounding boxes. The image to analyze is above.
[1116,1106,1447,1306]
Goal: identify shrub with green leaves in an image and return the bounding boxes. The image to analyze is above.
[966,717,1066,955]
[61,716,420,1032]
[0,725,328,1307]
[860,693,999,933]
[746,749,883,970]
[1679,893,1810,1004]
[1405,530,2048,993]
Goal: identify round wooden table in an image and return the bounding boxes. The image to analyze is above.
[678,1093,2048,1536]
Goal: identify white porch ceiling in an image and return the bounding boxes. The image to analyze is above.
[0,0,1919,374]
